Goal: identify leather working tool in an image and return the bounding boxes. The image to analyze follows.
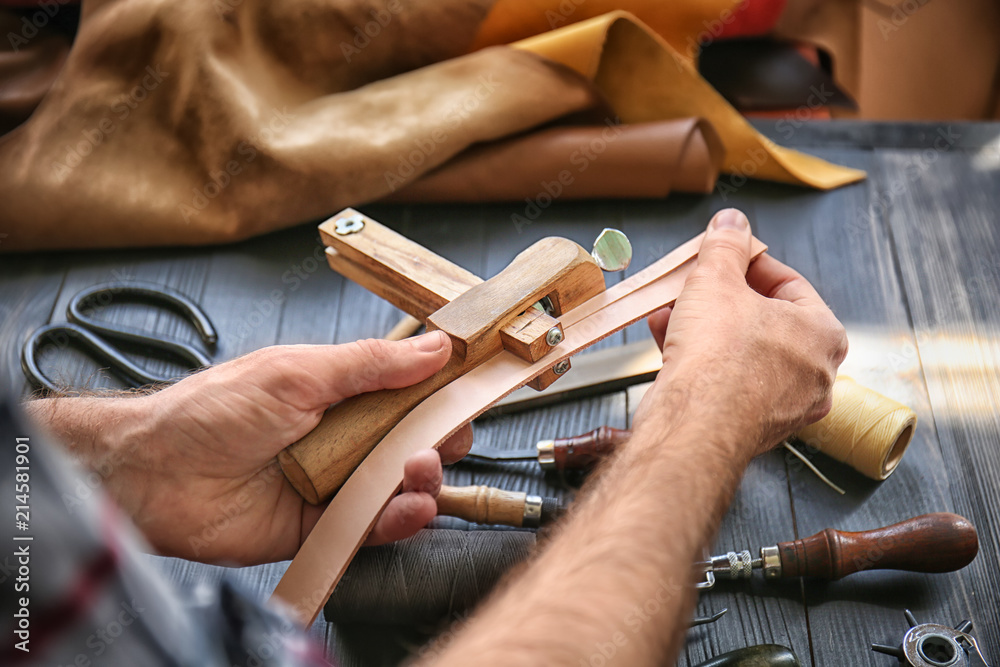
[697,513,978,590]
[270,214,767,626]
[872,610,993,667]
[465,425,631,471]
[692,644,802,667]
[436,484,564,528]
[277,209,635,505]
[21,282,216,392]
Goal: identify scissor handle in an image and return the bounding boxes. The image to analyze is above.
[21,323,183,392]
[23,282,216,392]
[68,281,216,364]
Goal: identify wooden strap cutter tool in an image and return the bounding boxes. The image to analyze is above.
[277,208,635,504]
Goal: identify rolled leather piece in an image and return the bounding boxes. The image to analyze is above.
[388,118,724,203]
[324,528,536,626]
[513,12,866,190]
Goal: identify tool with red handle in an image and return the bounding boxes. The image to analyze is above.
[698,513,978,588]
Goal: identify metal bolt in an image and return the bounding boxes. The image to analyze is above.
[553,359,570,375]
[334,216,365,235]
[591,228,632,272]
[545,326,563,346]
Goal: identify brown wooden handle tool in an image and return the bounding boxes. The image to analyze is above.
[278,210,607,505]
[538,425,631,470]
[705,513,978,586]
[436,484,564,528]
[775,512,979,579]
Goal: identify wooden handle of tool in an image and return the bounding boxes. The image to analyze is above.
[278,357,464,505]
[776,513,978,580]
[550,426,631,470]
[436,485,528,527]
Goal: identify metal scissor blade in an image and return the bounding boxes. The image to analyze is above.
[464,444,539,462]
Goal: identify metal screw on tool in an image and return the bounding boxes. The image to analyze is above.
[545,327,563,346]
[553,359,570,375]
[335,216,365,235]
[591,228,632,272]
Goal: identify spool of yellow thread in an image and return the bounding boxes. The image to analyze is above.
[795,376,917,480]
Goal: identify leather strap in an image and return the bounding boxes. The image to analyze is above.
[269,233,766,626]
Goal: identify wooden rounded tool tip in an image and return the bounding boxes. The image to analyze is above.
[278,449,322,505]
[940,512,979,568]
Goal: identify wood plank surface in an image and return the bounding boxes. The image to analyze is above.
[876,146,1000,658]
[0,120,997,667]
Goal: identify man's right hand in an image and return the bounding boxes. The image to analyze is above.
[643,207,849,461]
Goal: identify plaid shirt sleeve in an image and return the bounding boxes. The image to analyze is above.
[0,399,330,667]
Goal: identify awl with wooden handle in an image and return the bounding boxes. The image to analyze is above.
[465,426,630,471]
[698,513,978,588]
[436,484,565,528]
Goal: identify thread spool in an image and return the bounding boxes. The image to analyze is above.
[796,376,917,480]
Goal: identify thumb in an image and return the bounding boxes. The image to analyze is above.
[697,208,753,280]
[324,330,452,403]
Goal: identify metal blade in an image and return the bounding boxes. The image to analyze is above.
[465,444,539,462]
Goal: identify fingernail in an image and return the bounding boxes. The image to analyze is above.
[412,330,447,352]
[712,209,749,231]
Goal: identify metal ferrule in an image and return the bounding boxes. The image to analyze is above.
[710,551,755,580]
[761,545,782,580]
[537,440,556,470]
[523,495,543,528]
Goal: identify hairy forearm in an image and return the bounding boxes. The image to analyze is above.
[23,396,158,518]
[426,375,754,666]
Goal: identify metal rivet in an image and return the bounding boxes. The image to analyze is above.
[334,216,365,235]
[553,359,570,375]
[545,327,563,346]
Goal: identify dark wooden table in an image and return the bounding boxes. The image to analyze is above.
[1,120,997,667]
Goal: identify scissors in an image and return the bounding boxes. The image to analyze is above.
[21,282,217,392]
